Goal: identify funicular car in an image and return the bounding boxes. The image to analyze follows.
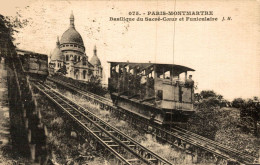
[108,61,195,126]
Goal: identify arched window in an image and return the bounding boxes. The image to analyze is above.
[78,56,80,61]
[83,70,86,79]
[74,56,77,62]
[66,55,69,61]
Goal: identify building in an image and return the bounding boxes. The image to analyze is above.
[49,12,102,82]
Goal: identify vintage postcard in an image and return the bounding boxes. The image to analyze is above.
[0,0,259,164]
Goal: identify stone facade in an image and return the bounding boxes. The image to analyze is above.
[49,12,102,82]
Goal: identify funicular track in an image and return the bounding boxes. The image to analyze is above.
[47,76,259,164]
[33,81,172,165]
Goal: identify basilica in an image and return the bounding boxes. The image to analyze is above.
[49,12,102,82]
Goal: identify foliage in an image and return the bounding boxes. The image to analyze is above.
[56,64,67,75]
[191,90,230,139]
[0,13,29,42]
[200,90,217,99]
[188,107,220,140]
[197,97,220,109]
[232,98,245,108]
[53,74,107,96]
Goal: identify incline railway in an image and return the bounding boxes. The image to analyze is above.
[33,81,172,165]
[46,76,258,165]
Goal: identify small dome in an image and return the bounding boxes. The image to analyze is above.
[51,37,63,61]
[90,55,101,66]
[90,45,101,66]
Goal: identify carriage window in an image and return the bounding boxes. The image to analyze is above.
[157,90,163,100]
[165,71,170,79]
[179,72,186,81]
[151,70,154,78]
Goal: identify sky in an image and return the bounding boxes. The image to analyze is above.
[1,0,259,101]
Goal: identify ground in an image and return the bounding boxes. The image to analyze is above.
[187,105,259,157]
[46,80,219,164]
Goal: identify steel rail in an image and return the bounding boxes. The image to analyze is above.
[33,82,172,165]
[47,77,112,104]
[43,83,172,165]
[47,76,258,164]
[33,82,132,165]
[172,126,257,162]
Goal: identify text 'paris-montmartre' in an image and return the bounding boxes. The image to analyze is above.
[109,11,223,22]
[129,11,214,16]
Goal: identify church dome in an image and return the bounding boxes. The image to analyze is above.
[60,28,84,46]
[90,55,101,66]
[90,46,101,66]
[51,37,63,61]
[60,12,84,47]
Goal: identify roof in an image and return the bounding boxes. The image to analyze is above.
[15,48,46,56]
[60,27,84,46]
[73,61,94,69]
[90,55,101,66]
[108,61,195,72]
[51,47,63,61]
[51,37,63,61]
[60,12,84,47]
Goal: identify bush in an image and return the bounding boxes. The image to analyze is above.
[188,107,220,140]
[197,96,220,109]
[200,90,217,99]
[232,98,245,108]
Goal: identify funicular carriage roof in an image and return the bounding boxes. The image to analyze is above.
[108,61,195,73]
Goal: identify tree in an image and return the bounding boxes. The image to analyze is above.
[0,13,29,42]
[57,64,67,75]
[0,13,29,58]
[200,90,217,99]
[232,98,245,108]
[188,107,220,140]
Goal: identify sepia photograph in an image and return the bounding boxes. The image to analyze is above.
[0,0,259,164]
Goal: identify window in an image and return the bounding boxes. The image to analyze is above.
[165,71,170,79]
[83,70,86,79]
[157,90,163,100]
